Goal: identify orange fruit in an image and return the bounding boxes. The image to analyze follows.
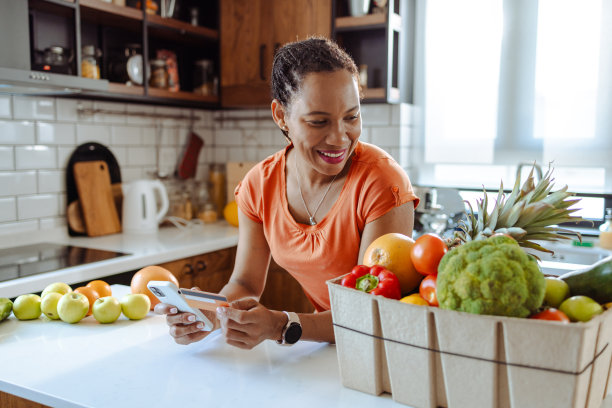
[86,280,112,298]
[223,201,239,227]
[74,286,100,316]
[363,232,423,295]
[131,266,180,310]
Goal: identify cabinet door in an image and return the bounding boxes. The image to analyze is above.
[220,0,332,108]
[158,257,197,289]
[190,247,237,293]
[260,259,314,313]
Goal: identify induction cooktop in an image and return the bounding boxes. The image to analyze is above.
[0,243,130,283]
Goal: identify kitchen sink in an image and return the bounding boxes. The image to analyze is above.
[527,240,612,276]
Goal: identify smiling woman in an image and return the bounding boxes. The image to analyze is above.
[155,37,420,350]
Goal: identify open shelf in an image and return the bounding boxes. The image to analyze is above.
[335,13,386,30]
[108,82,144,96]
[148,87,218,104]
[147,14,218,42]
[79,0,143,24]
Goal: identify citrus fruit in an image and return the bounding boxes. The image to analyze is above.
[559,295,604,322]
[87,280,112,297]
[543,277,570,308]
[223,201,239,227]
[74,286,100,316]
[130,265,179,309]
[400,293,429,306]
[363,233,422,294]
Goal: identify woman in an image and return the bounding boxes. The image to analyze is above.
[156,37,419,348]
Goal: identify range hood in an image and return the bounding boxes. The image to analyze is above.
[0,1,109,96]
[0,67,109,96]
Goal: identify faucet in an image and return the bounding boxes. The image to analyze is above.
[516,162,542,183]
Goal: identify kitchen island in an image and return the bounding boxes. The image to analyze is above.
[0,223,239,299]
[0,285,402,408]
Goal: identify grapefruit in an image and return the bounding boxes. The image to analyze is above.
[363,233,422,295]
[130,266,179,309]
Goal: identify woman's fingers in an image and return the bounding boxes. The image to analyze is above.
[153,302,178,315]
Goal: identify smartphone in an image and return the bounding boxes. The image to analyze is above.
[146,281,229,331]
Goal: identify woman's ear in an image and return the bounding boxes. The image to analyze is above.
[271,99,287,130]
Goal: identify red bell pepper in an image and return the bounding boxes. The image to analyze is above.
[341,264,402,300]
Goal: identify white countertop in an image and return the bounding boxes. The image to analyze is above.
[0,285,401,408]
[0,222,239,298]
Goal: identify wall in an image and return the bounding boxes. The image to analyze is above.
[0,95,417,236]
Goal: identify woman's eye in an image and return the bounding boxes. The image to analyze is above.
[308,120,327,126]
[346,114,360,121]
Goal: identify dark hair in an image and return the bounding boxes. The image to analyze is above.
[271,37,361,110]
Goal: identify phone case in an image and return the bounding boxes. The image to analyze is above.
[146,281,227,331]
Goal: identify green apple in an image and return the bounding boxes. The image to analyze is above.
[57,292,89,324]
[559,295,604,322]
[41,282,72,299]
[93,296,122,324]
[121,293,151,320]
[0,298,13,322]
[544,277,570,308]
[13,294,42,320]
[41,292,62,320]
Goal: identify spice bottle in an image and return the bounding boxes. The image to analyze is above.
[81,45,100,79]
[149,59,168,89]
[209,164,226,218]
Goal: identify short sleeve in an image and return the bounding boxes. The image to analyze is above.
[234,166,264,224]
[358,158,419,224]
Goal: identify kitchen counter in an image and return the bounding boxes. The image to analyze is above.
[0,285,401,408]
[0,223,239,298]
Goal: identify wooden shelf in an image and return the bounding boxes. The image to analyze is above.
[147,14,219,42]
[79,0,143,21]
[362,87,385,99]
[108,82,144,96]
[335,13,386,30]
[148,88,218,104]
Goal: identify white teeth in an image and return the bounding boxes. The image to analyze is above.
[321,151,343,158]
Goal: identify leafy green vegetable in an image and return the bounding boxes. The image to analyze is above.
[437,235,545,317]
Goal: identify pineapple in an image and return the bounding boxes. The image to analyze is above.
[452,164,588,255]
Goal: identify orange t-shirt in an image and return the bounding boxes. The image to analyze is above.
[235,141,419,312]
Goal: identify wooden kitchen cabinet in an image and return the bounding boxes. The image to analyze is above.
[158,247,313,313]
[220,0,332,108]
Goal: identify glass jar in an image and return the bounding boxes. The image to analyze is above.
[81,45,100,79]
[209,164,226,218]
[149,59,168,89]
[599,208,612,250]
[193,59,215,96]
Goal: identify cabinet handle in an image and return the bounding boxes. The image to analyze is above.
[259,44,267,80]
[182,263,194,275]
[195,260,207,273]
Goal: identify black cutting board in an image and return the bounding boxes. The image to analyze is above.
[65,142,122,236]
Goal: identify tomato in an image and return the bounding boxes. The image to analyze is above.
[399,293,429,306]
[410,233,448,275]
[419,274,438,306]
[529,308,570,323]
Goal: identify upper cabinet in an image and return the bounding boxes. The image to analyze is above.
[333,0,412,104]
[14,0,219,106]
[220,0,332,108]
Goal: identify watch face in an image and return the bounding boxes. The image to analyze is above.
[284,322,302,344]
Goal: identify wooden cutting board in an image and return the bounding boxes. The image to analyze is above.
[73,160,122,237]
[66,183,123,234]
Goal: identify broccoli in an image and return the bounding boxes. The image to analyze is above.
[437,235,545,318]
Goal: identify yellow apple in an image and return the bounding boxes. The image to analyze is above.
[0,297,13,321]
[121,293,150,320]
[13,294,42,320]
[41,292,62,320]
[41,282,72,299]
[93,296,122,324]
[57,292,89,324]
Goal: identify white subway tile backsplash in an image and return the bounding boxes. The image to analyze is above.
[160,127,179,145]
[127,104,156,125]
[359,127,371,143]
[76,124,111,145]
[93,101,127,124]
[212,147,228,163]
[13,96,55,120]
[18,194,59,219]
[38,170,64,194]
[0,171,36,196]
[0,147,14,170]
[0,96,11,118]
[37,122,76,145]
[15,146,56,170]
[0,220,38,235]
[0,120,35,144]
[141,126,157,145]
[127,146,156,166]
[370,126,400,147]
[120,167,144,182]
[40,216,66,230]
[58,146,77,169]
[362,104,391,126]
[56,99,82,122]
[109,146,127,168]
[0,197,16,222]
[112,125,142,146]
[216,129,243,146]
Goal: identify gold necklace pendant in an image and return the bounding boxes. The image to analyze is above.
[294,156,339,226]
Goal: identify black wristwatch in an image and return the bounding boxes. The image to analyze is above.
[277,311,302,346]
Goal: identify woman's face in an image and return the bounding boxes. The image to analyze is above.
[284,69,361,177]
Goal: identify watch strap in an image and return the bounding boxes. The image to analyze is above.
[277,311,301,346]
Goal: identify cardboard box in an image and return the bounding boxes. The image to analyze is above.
[327,276,612,408]
[226,162,258,203]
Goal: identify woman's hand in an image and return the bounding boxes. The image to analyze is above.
[154,302,218,345]
[216,298,286,350]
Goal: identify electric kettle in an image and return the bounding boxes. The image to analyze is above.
[122,180,169,234]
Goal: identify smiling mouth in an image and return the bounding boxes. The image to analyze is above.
[319,150,344,158]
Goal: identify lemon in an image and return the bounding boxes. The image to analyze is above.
[223,201,239,227]
[400,293,429,306]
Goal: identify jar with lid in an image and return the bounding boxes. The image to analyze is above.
[193,59,215,96]
[149,59,168,89]
[195,181,217,223]
[81,45,101,79]
[599,208,612,250]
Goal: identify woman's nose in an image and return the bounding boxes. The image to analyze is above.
[328,121,349,144]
